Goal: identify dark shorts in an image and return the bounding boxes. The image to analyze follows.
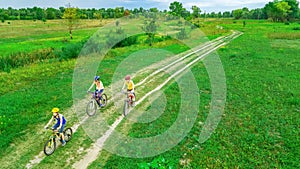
[95,89,104,98]
[53,123,66,133]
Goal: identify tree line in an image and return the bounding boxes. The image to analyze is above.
[0,0,299,22]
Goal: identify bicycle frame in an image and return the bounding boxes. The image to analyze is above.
[123,91,133,105]
[48,130,61,143]
[88,91,102,105]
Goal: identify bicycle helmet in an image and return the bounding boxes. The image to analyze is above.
[125,75,131,80]
[52,107,59,113]
[94,76,100,81]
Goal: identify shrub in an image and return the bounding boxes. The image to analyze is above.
[114,35,139,48]
[176,28,188,40]
[57,42,84,61]
[292,27,300,30]
[0,41,86,72]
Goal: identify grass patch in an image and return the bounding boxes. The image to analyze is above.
[267,32,300,39]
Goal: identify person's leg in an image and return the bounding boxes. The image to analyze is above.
[94,91,101,106]
[127,90,132,102]
[98,89,104,98]
[59,124,66,146]
[98,89,104,107]
[131,91,135,101]
[52,123,59,130]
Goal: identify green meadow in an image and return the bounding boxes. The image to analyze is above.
[0,18,299,168]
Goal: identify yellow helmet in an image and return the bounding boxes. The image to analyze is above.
[52,108,59,113]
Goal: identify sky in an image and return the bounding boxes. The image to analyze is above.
[0,0,273,12]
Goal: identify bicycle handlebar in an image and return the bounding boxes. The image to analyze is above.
[45,127,59,133]
[87,91,94,94]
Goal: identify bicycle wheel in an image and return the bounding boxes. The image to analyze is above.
[100,94,107,107]
[123,100,129,116]
[86,100,97,116]
[44,139,56,156]
[64,128,73,142]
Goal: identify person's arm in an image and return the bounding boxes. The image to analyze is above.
[87,82,95,92]
[45,116,54,129]
[121,81,126,91]
[58,115,63,129]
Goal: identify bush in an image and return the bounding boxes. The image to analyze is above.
[176,28,188,40]
[0,41,86,72]
[57,42,84,61]
[162,35,172,40]
[0,48,55,72]
[285,22,290,25]
[106,32,126,48]
[114,35,138,48]
[292,27,300,30]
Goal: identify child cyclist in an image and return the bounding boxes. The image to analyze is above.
[88,76,105,107]
[121,75,135,104]
[44,108,67,146]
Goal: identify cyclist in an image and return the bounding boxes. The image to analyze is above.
[88,76,105,107]
[44,108,67,146]
[121,75,135,104]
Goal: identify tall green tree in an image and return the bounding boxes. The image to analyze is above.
[251,8,265,19]
[169,1,183,16]
[275,1,291,21]
[62,6,79,39]
[191,5,201,18]
[222,11,232,18]
[93,11,102,23]
[45,8,56,19]
[232,9,243,19]
[142,20,158,46]
[283,0,299,20]
[241,7,250,19]
[264,0,292,22]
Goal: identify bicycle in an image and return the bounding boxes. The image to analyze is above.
[43,127,73,156]
[122,90,135,116]
[86,91,108,116]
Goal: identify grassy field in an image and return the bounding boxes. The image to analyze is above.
[0,16,227,168]
[0,18,299,168]
[88,20,300,168]
[0,19,114,57]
